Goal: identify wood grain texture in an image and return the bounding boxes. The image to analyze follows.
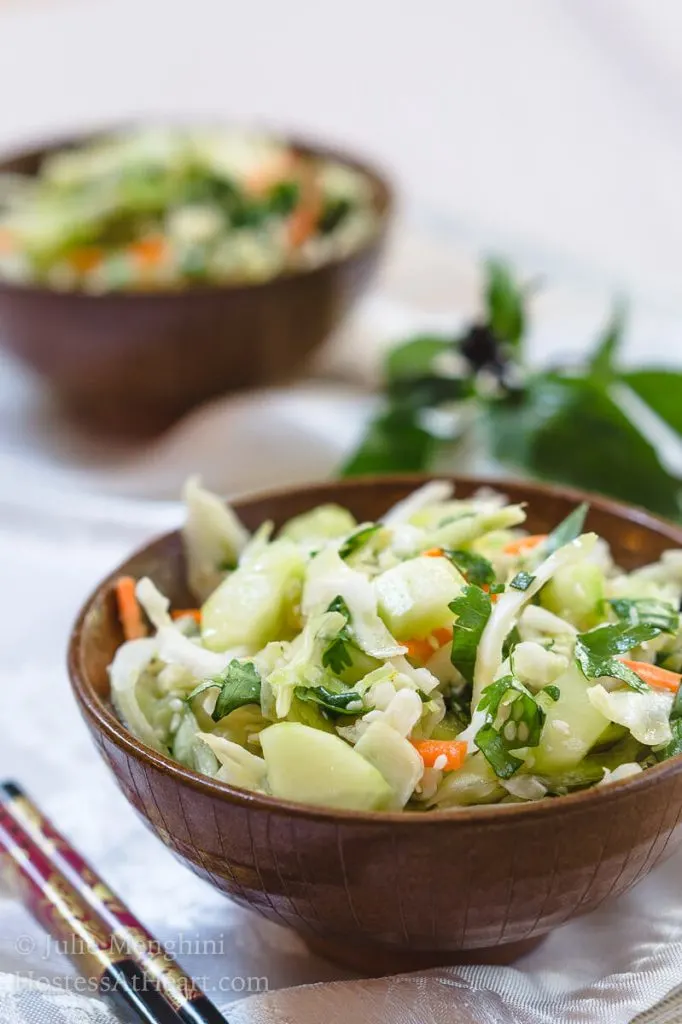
[68,475,682,971]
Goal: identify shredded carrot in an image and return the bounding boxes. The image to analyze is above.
[423,548,445,558]
[411,739,467,772]
[619,659,682,693]
[432,627,453,647]
[129,235,168,268]
[67,246,104,274]
[171,608,202,624]
[403,637,434,664]
[0,227,16,254]
[114,576,146,641]
[287,202,319,247]
[503,534,548,556]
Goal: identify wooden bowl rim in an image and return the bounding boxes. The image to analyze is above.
[68,473,682,827]
[0,120,392,300]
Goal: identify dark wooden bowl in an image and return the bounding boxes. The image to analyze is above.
[68,476,682,973]
[0,129,391,435]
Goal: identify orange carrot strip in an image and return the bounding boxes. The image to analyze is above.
[503,534,548,556]
[423,548,445,558]
[67,246,104,274]
[0,227,17,254]
[171,608,202,623]
[432,627,453,648]
[129,235,168,268]
[114,576,146,641]
[403,637,434,664]
[619,659,682,693]
[411,739,467,771]
[287,203,319,247]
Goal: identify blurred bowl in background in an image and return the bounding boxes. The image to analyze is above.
[0,128,392,436]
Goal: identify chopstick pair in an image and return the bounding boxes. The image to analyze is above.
[0,781,229,1024]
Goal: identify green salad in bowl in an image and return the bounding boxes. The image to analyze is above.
[0,127,377,291]
[108,480,682,813]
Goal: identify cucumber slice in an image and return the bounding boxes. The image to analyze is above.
[279,504,356,544]
[374,556,465,639]
[202,538,304,651]
[532,664,610,774]
[540,562,604,630]
[354,721,423,809]
[260,722,393,811]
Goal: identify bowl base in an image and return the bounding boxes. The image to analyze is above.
[303,933,544,975]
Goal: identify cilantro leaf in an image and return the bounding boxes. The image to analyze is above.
[575,622,663,693]
[198,661,262,722]
[608,598,679,634]
[449,585,492,684]
[339,524,381,560]
[474,725,524,779]
[544,685,561,702]
[510,571,535,591]
[445,683,473,731]
[294,681,364,716]
[444,550,495,587]
[474,675,546,778]
[321,596,354,675]
[545,502,589,555]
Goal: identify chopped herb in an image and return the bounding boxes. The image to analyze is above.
[475,674,546,778]
[321,596,354,675]
[445,683,473,731]
[268,179,300,216]
[474,726,524,779]
[319,196,352,234]
[544,685,561,702]
[489,582,506,595]
[442,550,495,587]
[575,621,663,693]
[338,524,381,560]
[449,585,492,684]
[188,660,262,722]
[294,681,364,716]
[218,557,237,572]
[655,683,682,761]
[609,598,679,634]
[502,625,521,660]
[544,502,589,555]
[510,571,535,591]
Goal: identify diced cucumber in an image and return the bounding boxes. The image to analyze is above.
[430,752,504,807]
[355,721,423,809]
[279,504,357,544]
[202,538,304,652]
[374,556,465,639]
[540,562,604,630]
[286,694,335,734]
[260,722,393,811]
[532,664,610,774]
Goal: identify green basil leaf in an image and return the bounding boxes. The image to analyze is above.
[608,598,679,634]
[211,661,262,722]
[443,550,495,587]
[623,370,682,437]
[340,407,436,477]
[449,585,492,684]
[338,524,381,560]
[385,336,453,381]
[510,571,535,591]
[486,375,681,519]
[588,302,626,381]
[485,259,525,348]
[575,622,663,693]
[294,682,365,716]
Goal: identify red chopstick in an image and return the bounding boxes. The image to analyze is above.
[0,781,229,1024]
